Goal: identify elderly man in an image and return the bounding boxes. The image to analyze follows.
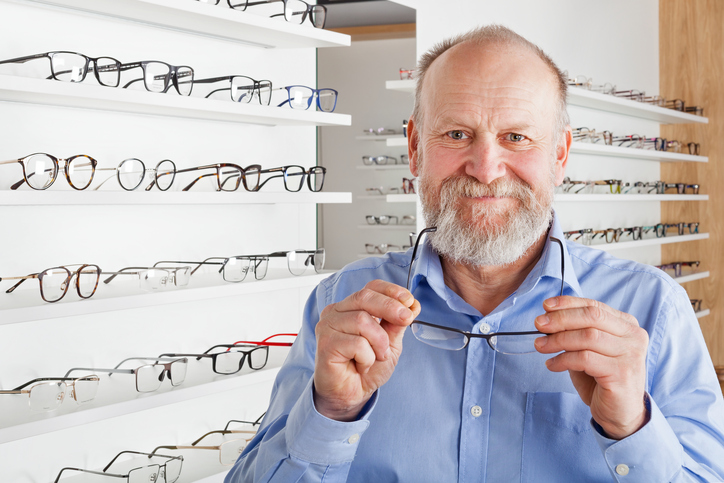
[225,25,724,482]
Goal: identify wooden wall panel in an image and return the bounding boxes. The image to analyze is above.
[660,0,723,366]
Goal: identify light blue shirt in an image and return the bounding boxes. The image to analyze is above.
[225,215,724,482]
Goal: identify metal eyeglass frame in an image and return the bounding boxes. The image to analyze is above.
[54,451,183,483]
[406,227,565,352]
[64,357,188,393]
[193,75,272,104]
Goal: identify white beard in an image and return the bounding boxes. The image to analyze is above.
[419,162,555,267]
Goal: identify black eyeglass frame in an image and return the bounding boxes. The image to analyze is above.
[406,227,565,352]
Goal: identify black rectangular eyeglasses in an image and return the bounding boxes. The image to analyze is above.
[406,227,565,355]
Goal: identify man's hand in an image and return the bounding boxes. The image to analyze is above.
[313,279,420,422]
[534,296,649,440]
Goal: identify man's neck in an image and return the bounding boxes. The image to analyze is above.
[440,233,548,317]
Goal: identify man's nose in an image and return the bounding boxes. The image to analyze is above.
[464,138,507,185]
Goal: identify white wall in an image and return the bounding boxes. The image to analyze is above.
[318,37,417,269]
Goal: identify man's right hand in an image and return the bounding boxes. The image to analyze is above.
[313,279,420,422]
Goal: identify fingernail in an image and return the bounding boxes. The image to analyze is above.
[534,336,547,348]
[537,314,550,327]
[545,297,558,308]
[545,358,553,368]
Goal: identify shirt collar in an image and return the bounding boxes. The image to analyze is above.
[407,211,583,307]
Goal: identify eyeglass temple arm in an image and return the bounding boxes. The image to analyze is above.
[407,227,437,289]
[200,344,238,358]
[64,367,132,378]
[2,274,39,293]
[193,75,231,85]
[103,450,177,471]
[191,429,258,446]
[54,467,126,483]
[103,267,148,284]
[8,376,75,391]
[548,236,565,297]
[0,53,47,66]
[159,352,210,360]
[111,356,182,370]
[224,413,266,431]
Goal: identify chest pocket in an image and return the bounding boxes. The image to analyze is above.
[521,392,611,482]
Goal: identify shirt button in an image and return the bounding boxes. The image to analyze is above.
[479,323,491,334]
[615,464,629,476]
[470,405,483,417]
[348,434,360,444]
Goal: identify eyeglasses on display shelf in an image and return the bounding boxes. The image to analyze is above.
[231,333,297,347]
[572,127,701,155]
[0,264,101,303]
[159,344,269,375]
[361,127,399,136]
[408,228,563,354]
[275,85,338,112]
[402,177,416,194]
[167,163,261,192]
[193,75,272,104]
[261,249,325,275]
[364,243,410,254]
[690,299,704,312]
[102,266,192,291]
[0,51,123,86]
[150,422,259,466]
[362,155,402,166]
[64,357,188,393]
[366,186,401,196]
[564,222,699,245]
[120,60,194,96]
[565,73,704,115]
[244,0,327,28]
[153,256,266,282]
[0,375,99,412]
[54,451,183,483]
[365,215,416,226]
[558,177,623,194]
[0,153,98,190]
[656,261,700,278]
[399,68,415,80]
[256,165,326,192]
[93,158,177,191]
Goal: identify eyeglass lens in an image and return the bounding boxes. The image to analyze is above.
[220,439,249,465]
[128,465,160,483]
[21,153,58,190]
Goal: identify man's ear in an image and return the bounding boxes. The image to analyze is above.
[554,126,572,185]
[408,117,420,177]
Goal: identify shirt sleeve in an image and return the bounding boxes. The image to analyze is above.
[591,286,724,482]
[224,282,378,483]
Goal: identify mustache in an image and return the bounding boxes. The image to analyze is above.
[438,175,534,201]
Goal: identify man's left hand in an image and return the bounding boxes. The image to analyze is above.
[534,296,650,440]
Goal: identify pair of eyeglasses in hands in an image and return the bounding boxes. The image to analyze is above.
[406,227,565,354]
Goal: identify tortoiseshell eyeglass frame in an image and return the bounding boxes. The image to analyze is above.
[0,153,98,191]
[0,264,101,303]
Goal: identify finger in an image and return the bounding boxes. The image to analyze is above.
[320,309,393,361]
[320,330,378,375]
[535,300,639,336]
[543,296,637,325]
[332,281,417,327]
[534,326,637,357]
[365,279,417,308]
[543,349,620,378]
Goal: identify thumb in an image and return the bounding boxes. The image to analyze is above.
[381,299,420,351]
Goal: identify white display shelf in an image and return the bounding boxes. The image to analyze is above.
[357,224,415,230]
[672,271,710,284]
[585,233,709,252]
[386,137,408,147]
[0,270,333,326]
[385,79,415,93]
[570,142,708,163]
[554,194,708,202]
[0,367,279,445]
[567,87,709,124]
[356,165,410,171]
[0,75,351,127]
[356,194,387,200]
[355,134,402,141]
[19,0,350,49]
[387,194,416,203]
[384,80,709,125]
[0,190,352,206]
[696,309,710,319]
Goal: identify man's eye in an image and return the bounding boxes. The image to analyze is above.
[506,133,525,142]
[447,130,468,140]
